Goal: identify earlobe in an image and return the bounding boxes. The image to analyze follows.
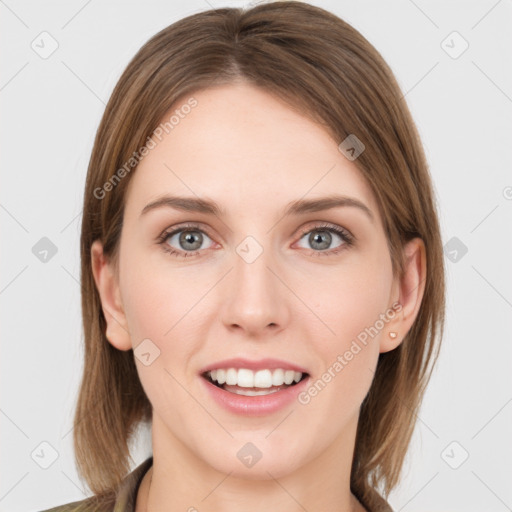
[380,237,427,353]
[90,240,132,351]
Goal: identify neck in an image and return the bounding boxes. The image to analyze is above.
[138,412,366,512]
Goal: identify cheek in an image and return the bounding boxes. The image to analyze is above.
[120,245,199,339]
[312,253,393,345]
[300,250,393,402]
[119,247,213,384]
[296,266,392,424]
[119,254,206,422]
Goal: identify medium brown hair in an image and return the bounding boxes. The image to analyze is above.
[75,1,445,509]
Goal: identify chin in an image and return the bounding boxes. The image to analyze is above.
[197,438,309,481]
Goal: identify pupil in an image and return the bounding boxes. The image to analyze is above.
[311,231,331,250]
[181,231,201,250]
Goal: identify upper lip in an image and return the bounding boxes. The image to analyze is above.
[199,358,309,375]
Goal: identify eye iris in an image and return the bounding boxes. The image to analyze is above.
[180,231,202,250]
[310,230,331,250]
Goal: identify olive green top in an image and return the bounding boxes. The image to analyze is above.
[39,457,153,512]
[38,455,393,511]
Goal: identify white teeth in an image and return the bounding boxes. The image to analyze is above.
[272,368,284,386]
[254,369,272,388]
[207,368,304,388]
[284,370,295,385]
[216,369,226,384]
[228,387,282,396]
[237,369,254,388]
[226,368,238,385]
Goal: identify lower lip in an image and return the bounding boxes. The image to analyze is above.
[200,375,310,416]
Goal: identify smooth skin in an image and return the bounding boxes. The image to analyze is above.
[91,81,426,512]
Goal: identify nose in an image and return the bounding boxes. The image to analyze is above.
[219,239,290,337]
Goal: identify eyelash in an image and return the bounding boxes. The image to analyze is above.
[156,222,354,259]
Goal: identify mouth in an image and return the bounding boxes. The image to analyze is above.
[202,368,309,396]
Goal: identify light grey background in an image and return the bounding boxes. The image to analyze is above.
[1,0,511,511]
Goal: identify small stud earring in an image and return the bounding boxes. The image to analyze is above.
[389,331,397,339]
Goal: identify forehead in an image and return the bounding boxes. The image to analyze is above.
[123,83,379,221]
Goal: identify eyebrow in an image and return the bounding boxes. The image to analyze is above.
[140,194,374,223]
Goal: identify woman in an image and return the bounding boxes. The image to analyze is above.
[41,2,445,511]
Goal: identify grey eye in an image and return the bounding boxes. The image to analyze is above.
[166,230,213,252]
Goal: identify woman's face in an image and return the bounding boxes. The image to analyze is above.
[94,82,420,480]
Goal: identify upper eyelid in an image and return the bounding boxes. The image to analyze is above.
[160,222,214,240]
[296,222,351,236]
[159,221,352,245]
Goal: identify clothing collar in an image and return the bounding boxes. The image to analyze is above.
[109,455,393,512]
[113,456,153,512]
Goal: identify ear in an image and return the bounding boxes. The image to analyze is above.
[380,237,427,353]
[90,239,132,351]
